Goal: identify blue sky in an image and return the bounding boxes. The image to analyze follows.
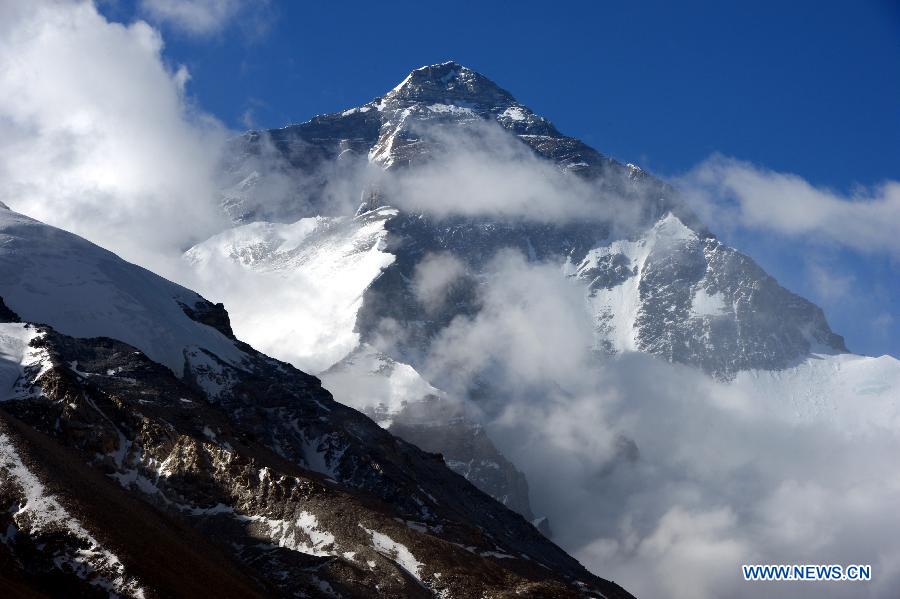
[101,0,899,357]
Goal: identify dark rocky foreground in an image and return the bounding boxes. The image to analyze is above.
[0,302,634,598]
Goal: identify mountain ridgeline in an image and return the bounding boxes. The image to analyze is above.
[0,206,632,597]
[224,61,846,378]
[205,61,849,537]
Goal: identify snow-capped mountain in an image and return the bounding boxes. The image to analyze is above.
[0,204,633,597]
[209,61,847,378]
[0,208,243,374]
[184,61,888,529]
[185,206,397,373]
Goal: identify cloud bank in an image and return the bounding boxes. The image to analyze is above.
[0,0,228,274]
[377,121,648,228]
[681,155,900,257]
[139,0,268,37]
[414,250,900,599]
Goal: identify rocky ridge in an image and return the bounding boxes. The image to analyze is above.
[0,206,633,597]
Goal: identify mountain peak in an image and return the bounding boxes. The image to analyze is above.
[387,61,516,107]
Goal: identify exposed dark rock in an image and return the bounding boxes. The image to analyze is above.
[388,396,535,521]
[179,300,235,339]
[0,322,634,598]
[0,296,19,323]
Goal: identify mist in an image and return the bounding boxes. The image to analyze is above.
[416,250,900,599]
[0,0,229,277]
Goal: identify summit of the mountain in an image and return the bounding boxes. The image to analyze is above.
[385,61,518,108]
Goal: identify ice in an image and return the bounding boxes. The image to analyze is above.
[0,323,50,399]
[0,209,244,375]
[185,207,397,374]
[691,287,728,317]
[365,527,424,582]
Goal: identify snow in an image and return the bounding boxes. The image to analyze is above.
[500,106,527,122]
[572,240,645,353]
[0,323,50,400]
[0,432,146,597]
[389,73,413,94]
[235,510,337,557]
[691,287,728,317]
[184,207,397,374]
[296,511,336,553]
[626,163,644,176]
[184,347,238,402]
[729,352,900,433]
[480,550,515,559]
[369,107,413,167]
[299,432,344,478]
[320,344,445,427]
[427,103,477,116]
[0,209,244,375]
[365,527,424,582]
[571,213,698,353]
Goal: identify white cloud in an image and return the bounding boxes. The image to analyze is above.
[138,0,257,36]
[412,252,466,314]
[379,121,646,227]
[3,8,894,596]
[406,250,900,599]
[0,0,228,274]
[423,250,598,394]
[808,262,855,301]
[679,155,900,257]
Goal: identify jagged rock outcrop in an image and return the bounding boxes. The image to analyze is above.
[321,347,536,521]
[0,320,632,597]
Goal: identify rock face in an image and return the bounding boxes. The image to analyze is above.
[1,323,634,597]
[321,346,535,520]
[389,398,536,520]
[0,206,634,597]
[570,214,847,378]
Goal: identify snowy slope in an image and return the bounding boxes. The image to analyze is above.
[0,323,50,400]
[568,212,846,377]
[0,206,243,374]
[184,206,396,373]
[320,343,444,428]
[729,352,900,433]
[566,214,692,353]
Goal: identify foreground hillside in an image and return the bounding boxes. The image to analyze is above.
[0,205,633,598]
